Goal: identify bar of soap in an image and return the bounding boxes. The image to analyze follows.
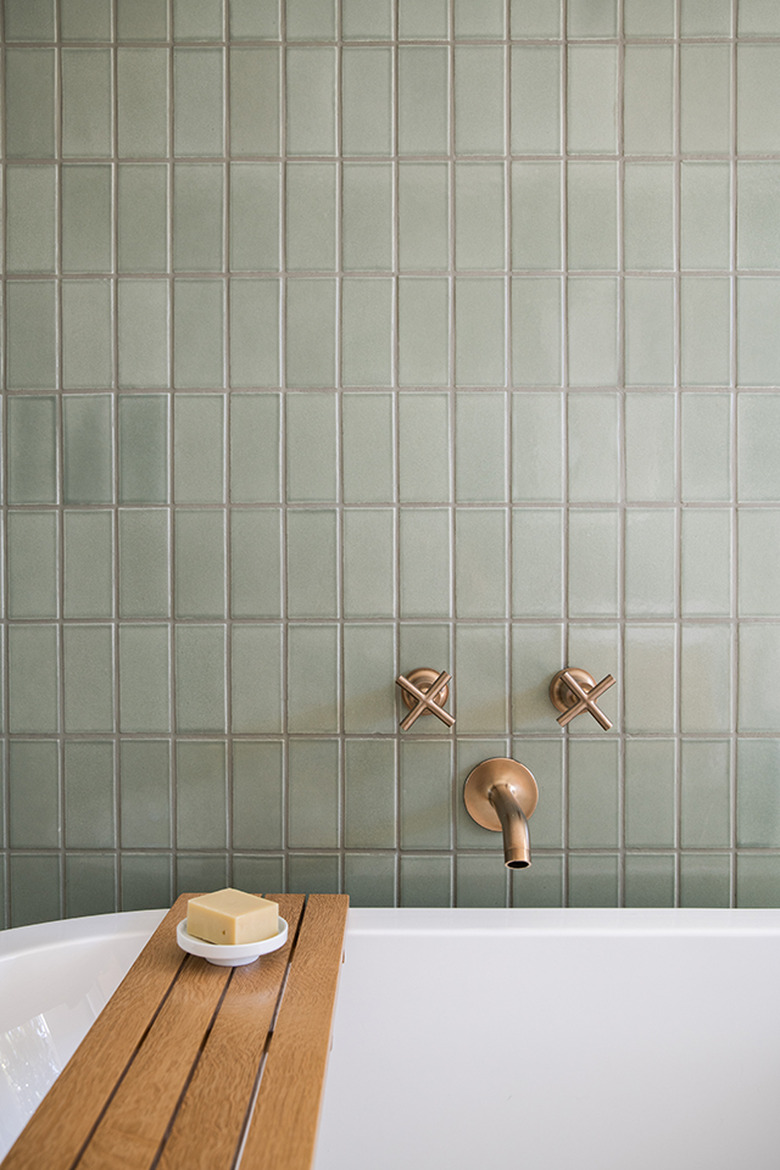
[187,888,279,946]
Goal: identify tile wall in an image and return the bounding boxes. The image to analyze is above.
[3,0,780,925]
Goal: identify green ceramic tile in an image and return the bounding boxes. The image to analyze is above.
[232,855,284,894]
[455,624,509,735]
[343,163,393,272]
[738,163,780,271]
[7,511,58,619]
[176,740,227,849]
[173,0,223,39]
[455,163,505,272]
[61,49,112,158]
[398,0,448,39]
[512,509,563,618]
[624,855,676,908]
[285,392,337,502]
[6,166,56,273]
[63,165,112,274]
[175,855,229,897]
[120,740,172,848]
[511,46,561,155]
[738,278,780,387]
[173,394,225,504]
[398,278,450,386]
[118,625,171,732]
[230,48,280,156]
[4,0,55,39]
[736,854,780,909]
[63,625,115,733]
[455,392,507,502]
[230,509,282,618]
[739,0,780,33]
[625,739,676,847]
[343,0,393,39]
[342,48,392,156]
[64,510,114,619]
[739,509,780,616]
[286,0,335,38]
[231,625,282,732]
[625,278,674,387]
[737,47,780,154]
[566,277,618,387]
[345,739,397,848]
[624,624,676,734]
[511,277,562,386]
[511,738,564,849]
[175,509,226,618]
[61,0,112,40]
[681,394,731,504]
[118,395,169,505]
[344,855,396,907]
[118,279,170,388]
[121,854,173,911]
[681,277,731,387]
[230,279,281,387]
[398,47,449,156]
[229,393,281,503]
[400,740,452,850]
[398,392,451,503]
[625,508,676,617]
[511,162,561,271]
[232,740,283,850]
[174,49,223,157]
[681,509,731,617]
[398,623,451,712]
[679,854,731,909]
[681,45,731,154]
[625,393,676,501]
[567,393,619,502]
[455,509,508,619]
[63,395,114,505]
[174,625,227,734]
[455,278,505,387]
[287,854,340,895]
[10,855,61,927]
[9,742,59,847]
[738,395,780,501]
[117,49,169,158]
[456,855,508,909]
[512,856,564,908]
[230,163,280,272]
[65,741,115,848]
[6,280,57,390]
[568,854,619,908]
[624,163,674,271]
[626,0,675,35]
[117,0,168,39]
[173,164,224,273]
[567,162,618,271]
[7,396,57,505]
[287,624,339,733]
[285,279,337,388]
[400,855,452,907]
[567,46,618,155]
[399,509,451,619]
[65,854,117,918]
[454,47,505,156]
[343,624,396,733]
[512,391,564,502]
[567,0,616,37]
[62,280,113,390]
[737,739,780,848]
[230,0,279,38]
[342,393,394,504]
[286,48,336,155]
[568,509,619,617]
[341,278,393,386]
[455,0,504,37]
[286,162,336,272]
[343,510,395,619]
[739,624,780,731]
[288,739,339,848]
[681,163,731,270]
[681,0,731,36]
[4,49,56,158]
[680,740,731,848]
[287,509,338,618]
[174,279,225,389]
[623,47,674,155]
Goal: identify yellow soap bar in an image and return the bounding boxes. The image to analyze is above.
[187,888,279,945]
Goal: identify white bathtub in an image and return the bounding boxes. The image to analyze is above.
[2,908,780,1168]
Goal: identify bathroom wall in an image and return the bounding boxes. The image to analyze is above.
[3,0,780,926]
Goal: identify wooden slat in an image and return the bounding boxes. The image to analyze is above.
[240,893,349,1170]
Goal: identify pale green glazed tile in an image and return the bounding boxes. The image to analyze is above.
[400,855,452,907]
[738,278,780,387]
[231,625,283,732]
[65,742,115,848]
[455,0,504,37]
[4,49,56,158]
[230,393,281,503]
[230,510,282,618]
[343,509,395,618]
[454,47,505,156]
[511,47,561,155]
[343,0,393,38]
[567,162,618,271]
[176,740,227,849]
[63,626,114,733]
[625,0,674,35]
[680,740,731,848]
[288,854,340,895]
[231,163,280,271]
[512,509,564,618]
[120,740,172,848]
[680,277,731,387]
[286,162,337,272]
[512,856,564,908]
[121,855,173,912]
[342,47,392,156]
[230,279,281,388]
[455,163,505,272]
[286,509,338,618]
[342,393,394,504]
[398,0,448,39]
[288,739,339,848]
[118,395,169,505]
[568,0,616,37]
[512,391,564,502]
[174,625,227,734]
[117,49,169,158]
[510,739,564,849]
[175,855,229,897]
[345,739,397,848]
[455,509,507,619]
[455,278,505,387]
[680,45,731,154]
[398,163,449,272]
[174,509,226,618]
[286,48,337,156]
[173,394,225,505]
[6,166,56,273]
[566,277,618,387]
[455,391,507,502]
[173,49,223,157]
[7,511,58,619]
[679,855,731,909]
[399,509,451,618]
[624,163,674,271]
[343,624,396,733]
[681,0,731,36]
[739,0,780,33]
[232,741,283,850]
[569,739,619,848]
[511,162,562,272]
[568,855,619,908]
[285,392,337,502]
[65,511,114,619]
[512,278,563,386]
[681,163,731,270]
[10,855,61,927]
[738,394,780,501]
[173,0,223,39]
[7,280,57,389]
[173,164,224,273]
[568,509,619,617]
[737,47,780,154]
[567,46,618,155]
[624,624,676,734]
[343,164,393,272]
[624,278,674,387]
[625,393,676,501]
[681,394,731,503]
[63,166,112,274]
[736,855,780,909]
[400,740,453,850]
[398,392,450,503]
[456,856,508,909]
[736,739,780,847]
[61,0,112,39]
[9,742,60,847]
[680,509,731,617]
[117,279,170,388]
[7,396,57,505]
[173,279,225,389]
[567,392,619,501]
[62,281,113,390]
[738,163,780,270]
[625,508,676,617]
[456,624,509,735]
[61,49,112,158]
[230,48,280,157]
[232,855,284,895]
[286,0,336,38]
[739,509,780,616]
[510,0,561,37]
[512,623,574,733]
[398,278,450,386]
[625,739,676,847]
[398,47,449,156]
[287,624,339,733]
[345,856,396,908]
[285,279,337,388]
[117,627,170,725]
[63,395,114,505]
[624,855,675,908]
[230,0,279,37]
[117,0,168,39]
[341,278,393,386]
[4,0,55,39]
[623,47,674,155]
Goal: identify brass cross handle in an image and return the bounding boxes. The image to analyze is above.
[549,667,616,730]
[396,668,455,731]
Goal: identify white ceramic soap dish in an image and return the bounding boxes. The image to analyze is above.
[176,917,289,967]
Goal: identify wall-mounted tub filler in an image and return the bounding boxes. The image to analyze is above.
[395,668,454,731]
[549,667,616,730]
[464,758,538,869]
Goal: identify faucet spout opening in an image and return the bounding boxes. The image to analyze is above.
[489,782,532,869]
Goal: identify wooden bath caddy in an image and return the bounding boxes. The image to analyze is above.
[4,892,349,1170]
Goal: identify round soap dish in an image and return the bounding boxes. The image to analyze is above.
[176,917,289,967]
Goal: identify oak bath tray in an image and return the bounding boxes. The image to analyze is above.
[4,892,349,1170]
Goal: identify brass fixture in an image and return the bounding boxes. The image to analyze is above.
[463,757,538,869]
[395,667,454,731]
[549,667,616,730]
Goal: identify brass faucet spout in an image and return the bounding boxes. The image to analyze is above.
[463,758,539,872]
[489,782,532,869]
